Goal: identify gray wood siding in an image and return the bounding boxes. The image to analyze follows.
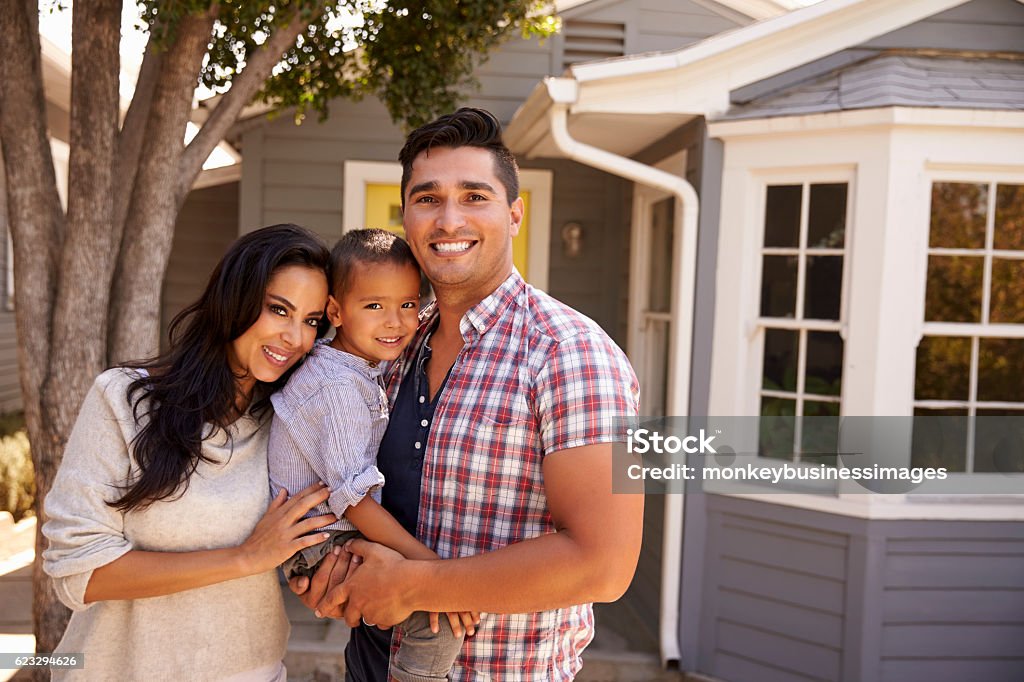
[535,159,629,342]
[879,534,1024,682]
[0,311,18,414]
[699,500,847,681]
[160,182,240,347]
[694,495,1024,682]
[243,97,404,244]
[862,0,1024,54]
[558,0,749,64]
[0,164,19,414]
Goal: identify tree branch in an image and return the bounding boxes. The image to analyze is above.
[177,4,325,197]
[108,9,218,362]
[112,40,164,261]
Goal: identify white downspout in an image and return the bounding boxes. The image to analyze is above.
[545,96,699,668]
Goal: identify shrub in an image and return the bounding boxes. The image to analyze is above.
[0,413,34,522]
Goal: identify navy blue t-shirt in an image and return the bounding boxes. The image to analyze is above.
[345,337,448,681]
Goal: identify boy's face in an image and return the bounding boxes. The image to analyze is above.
[327,261,420,363]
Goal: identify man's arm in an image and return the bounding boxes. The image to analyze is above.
[316,442,643,625]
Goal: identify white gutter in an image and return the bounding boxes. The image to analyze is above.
[542,79,699,668]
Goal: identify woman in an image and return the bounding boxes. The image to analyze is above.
[43,224,335,681]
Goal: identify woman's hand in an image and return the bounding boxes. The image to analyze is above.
[237,482,336,576]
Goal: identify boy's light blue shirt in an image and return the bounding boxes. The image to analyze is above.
[268,339,388,530]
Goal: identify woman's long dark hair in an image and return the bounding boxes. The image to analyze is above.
[111,224,331,512]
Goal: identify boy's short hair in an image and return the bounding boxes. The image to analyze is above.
[331,229,419,296]
[398,107,519,207]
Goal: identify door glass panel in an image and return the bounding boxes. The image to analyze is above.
[642,318,670,417]
[648,198,674,314]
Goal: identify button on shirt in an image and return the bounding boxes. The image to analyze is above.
[376,270,639,681]
[267,340,387,530]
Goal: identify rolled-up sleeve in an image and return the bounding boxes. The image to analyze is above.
[42,373,135,611]
[282,385,385,517]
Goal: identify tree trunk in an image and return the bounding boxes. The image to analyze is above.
[42,0,122,454]
[0,0,68,667]
[108,11,216,363]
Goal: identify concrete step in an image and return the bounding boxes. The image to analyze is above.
[282,586,685,682]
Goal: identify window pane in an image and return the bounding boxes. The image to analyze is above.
[764,185,801,248]
[801,402,839,466]
[990,258,1024,324]
[925,255,983,322]
[994,183,1024,251]
[804,256,843,320]
[759,398,795,460]
[929,182,987,249]
[974,410,1024,473]
[911,408,967,472]
[807,183,847,249]
[761,255,797,317]
[977,338,1024,402]
[805,331,843,396]
[763,328,798,392]
[915,336,970,401]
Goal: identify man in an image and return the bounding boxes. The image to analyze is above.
[292,107,642,680]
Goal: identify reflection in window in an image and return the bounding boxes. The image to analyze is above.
[758,182,848,461]
[924,256,983,323]
[913,181,1024,471]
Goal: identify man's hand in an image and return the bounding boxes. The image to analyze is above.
[317,539,416,626]
[288,544,354,614]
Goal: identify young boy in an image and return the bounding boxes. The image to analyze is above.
[268,229,467,682]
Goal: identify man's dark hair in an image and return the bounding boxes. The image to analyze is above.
[398,107,519,206]
[331,228,418,296]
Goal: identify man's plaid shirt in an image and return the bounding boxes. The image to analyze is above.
[384,271,639,680]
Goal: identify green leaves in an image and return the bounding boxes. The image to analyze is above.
[135,0,555,129]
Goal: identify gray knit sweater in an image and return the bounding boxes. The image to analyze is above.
[42,368,289,681]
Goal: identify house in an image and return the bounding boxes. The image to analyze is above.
[505,0,1024,679]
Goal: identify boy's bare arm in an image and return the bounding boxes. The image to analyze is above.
[345,496,438,562]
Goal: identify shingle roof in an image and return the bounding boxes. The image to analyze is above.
[720,53,1024,120]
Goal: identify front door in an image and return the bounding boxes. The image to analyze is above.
[624,151,687,665]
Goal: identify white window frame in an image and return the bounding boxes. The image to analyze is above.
[755,176,852,461]
[742,168,856,418]
[705,109,1024,518]
[914,169,1024,472]
[342,160,552,291]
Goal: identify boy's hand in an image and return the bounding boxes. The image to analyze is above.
[288,544,353,614]
[430,610,480,638]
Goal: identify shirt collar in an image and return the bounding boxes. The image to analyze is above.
[312,338,383,380]
[460,269,525,340]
